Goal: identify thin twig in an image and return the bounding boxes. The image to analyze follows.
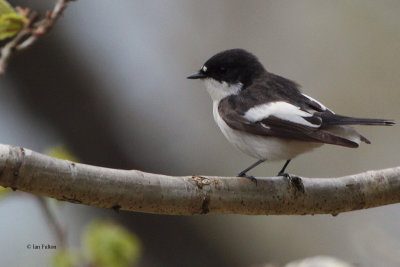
[36,196,65,248]
[0,0,76,76]
[0,144,399,216]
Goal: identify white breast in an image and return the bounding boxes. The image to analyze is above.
[212,101,323,161]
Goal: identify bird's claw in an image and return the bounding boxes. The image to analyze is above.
[278,172,291,178]
[278,172,304,192]
[237,173,258,185]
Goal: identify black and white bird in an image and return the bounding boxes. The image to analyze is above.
[187,49,394,181]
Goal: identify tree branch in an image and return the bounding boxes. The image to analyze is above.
[0,144,399,215]
[0,0,76,76]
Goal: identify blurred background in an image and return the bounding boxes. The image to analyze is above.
[0,0,400,266]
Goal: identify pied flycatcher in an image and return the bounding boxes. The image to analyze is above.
[187,49,394,181]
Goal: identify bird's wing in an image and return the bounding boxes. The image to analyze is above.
[300,93,331,113]
[300,93,394,127]
[218,98,359,148]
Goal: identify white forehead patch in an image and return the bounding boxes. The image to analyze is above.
[202,65,207,72]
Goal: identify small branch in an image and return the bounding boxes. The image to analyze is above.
[0,0,76,76]
[36,196,66,247]
[0,144,399,216]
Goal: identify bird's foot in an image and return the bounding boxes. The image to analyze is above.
[278,172,304,193]
[277,172,291,178]
[237,172,258,185]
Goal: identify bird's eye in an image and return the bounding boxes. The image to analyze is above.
[219,67,227,73]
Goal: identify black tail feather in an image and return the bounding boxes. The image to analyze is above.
[321,113,395,127]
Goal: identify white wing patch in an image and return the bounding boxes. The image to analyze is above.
[243,101,320,128]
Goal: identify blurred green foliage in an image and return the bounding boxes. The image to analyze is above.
[52,220,142,267]
[0,185,9,197]
[45,145,78,162]
[0,0,13,14]
[0,0,26,40]
[52,250,79,267]
[84,221,142,267]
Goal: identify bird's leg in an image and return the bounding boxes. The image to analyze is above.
[237,159,265,183]
[277,159,292,177]
[277,159,303,190]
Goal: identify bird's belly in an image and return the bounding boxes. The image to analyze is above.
[213,102,322,160]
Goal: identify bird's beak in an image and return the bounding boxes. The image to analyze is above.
[187,72,207,79]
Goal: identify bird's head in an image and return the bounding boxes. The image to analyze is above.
[187,49,266,101]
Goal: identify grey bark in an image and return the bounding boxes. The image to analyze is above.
[0,144,399,215]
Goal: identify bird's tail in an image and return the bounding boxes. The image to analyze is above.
[321,113,395,127]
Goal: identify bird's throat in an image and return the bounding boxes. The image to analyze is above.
[204,78,243,102]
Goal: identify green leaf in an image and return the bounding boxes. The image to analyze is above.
[83,221,142,267]
[45,145,78,162]
[0,13,24,40]
[0,0,25,40]
[0,0,15,16]
[52,250,79,267]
